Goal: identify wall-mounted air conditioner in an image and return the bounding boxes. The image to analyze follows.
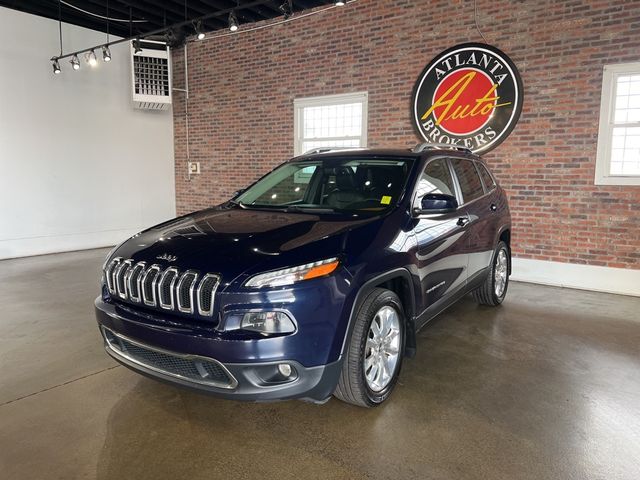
[130,39,172,110]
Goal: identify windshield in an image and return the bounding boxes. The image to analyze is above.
[235,157,415,214]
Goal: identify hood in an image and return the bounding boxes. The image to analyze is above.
[112,206,376,283]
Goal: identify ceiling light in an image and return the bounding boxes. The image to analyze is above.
[52,59,61,74]
[70,54,80,70]
[229,11,239,32]
[132,39,142,53]
[195,20,205,40]
[279,1,293,19]
[102,46,111,62]
[88,49,97,67]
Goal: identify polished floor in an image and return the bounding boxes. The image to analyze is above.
[1,249,639,480]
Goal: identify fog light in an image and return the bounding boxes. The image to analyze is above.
[240,311,295,335]
[278,363,292,377]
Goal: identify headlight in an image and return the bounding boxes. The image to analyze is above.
[244,257,340,288]
[240,311,296,335]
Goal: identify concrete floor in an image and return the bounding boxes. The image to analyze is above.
[1,249,639,480]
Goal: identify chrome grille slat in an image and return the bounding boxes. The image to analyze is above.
[141,264,161,306]
[105,257,122,295]
[197,273,221,317]
[158,267,179,310]
[176,271,198,314]
[103,258,220,318]
[115,260,132,299]
[126,262,146,303]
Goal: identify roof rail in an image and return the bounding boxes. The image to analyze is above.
[304,146,362,155]
[412,142,473,154]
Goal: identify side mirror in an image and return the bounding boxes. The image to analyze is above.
[413,193,458,215]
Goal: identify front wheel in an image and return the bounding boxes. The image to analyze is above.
[334,288,405,407]
[473,240,510,306]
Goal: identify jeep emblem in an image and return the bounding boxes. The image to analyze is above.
[156,253,178,262]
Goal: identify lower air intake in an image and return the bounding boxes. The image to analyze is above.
[103,328,236,389]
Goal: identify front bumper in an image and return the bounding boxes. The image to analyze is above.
[95,298,342,402]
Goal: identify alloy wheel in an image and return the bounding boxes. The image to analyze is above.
[494,248,508,297]
[364,305,401,392]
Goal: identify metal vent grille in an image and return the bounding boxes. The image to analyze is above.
[131,39,172,111]
[105,259,220,317]
[133,56,169,96]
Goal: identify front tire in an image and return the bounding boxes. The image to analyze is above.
[473,240,510,306]
[334,288,405,407]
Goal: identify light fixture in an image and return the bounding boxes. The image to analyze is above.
[70,54,80,70]
[102,45,111,62]
[52,59,61,74]
[87,49,98,67]
[132,38,142,53]
[335,0,346,5]
[279,1,293,19]
[229,11,239,32]
[194,20,205,40]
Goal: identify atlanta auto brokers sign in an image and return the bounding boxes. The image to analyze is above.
[412,43,523,154]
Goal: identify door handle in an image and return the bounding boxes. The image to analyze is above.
[457,217,470,227]
[490,203,497,212]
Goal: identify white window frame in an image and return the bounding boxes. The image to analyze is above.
[293,92,368,156]
[595,62,640,185]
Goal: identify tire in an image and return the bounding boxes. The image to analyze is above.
[334,288,406,407]
[473,240,510,306]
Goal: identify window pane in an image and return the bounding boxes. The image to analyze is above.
[610,126,640,176]
[614,75,640,125]
[416,159,455,197]
[301,102,363,140]
[478,163,496,190]
[451,159,485,203]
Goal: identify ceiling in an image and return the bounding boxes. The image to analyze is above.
[0,0,330,38]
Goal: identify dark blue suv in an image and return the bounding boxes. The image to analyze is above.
[95,143,511,407]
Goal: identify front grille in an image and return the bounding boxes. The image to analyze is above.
[105,258,220,317]
[103,328,236,389]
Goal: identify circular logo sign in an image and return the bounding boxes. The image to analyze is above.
[412,43,523,154]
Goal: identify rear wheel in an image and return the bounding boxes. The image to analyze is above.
[334,288,405,407]
[473,240,510,306]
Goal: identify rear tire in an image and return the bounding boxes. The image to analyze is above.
[473,240,510,306]
[334,288,405,407]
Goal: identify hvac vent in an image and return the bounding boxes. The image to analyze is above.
[130,39,172,111]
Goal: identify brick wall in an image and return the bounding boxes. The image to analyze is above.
[172,0,640,269]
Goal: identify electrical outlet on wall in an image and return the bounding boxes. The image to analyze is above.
[188,162,201,175]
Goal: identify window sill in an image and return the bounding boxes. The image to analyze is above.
[594,175,640,186]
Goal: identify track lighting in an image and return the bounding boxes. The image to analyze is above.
[279,1,293,19]
[87,49,98,67]
[229,11,239,32]
[194,20,205,40]
[50,0,350,74]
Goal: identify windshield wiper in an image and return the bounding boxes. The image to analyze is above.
[227,199,247,209]
[282,205,336,214]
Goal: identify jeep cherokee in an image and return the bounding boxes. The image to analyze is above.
[95,143,511,407]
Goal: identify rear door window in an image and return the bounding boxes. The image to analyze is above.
[450,159,485,204]
[477,163,496,191]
